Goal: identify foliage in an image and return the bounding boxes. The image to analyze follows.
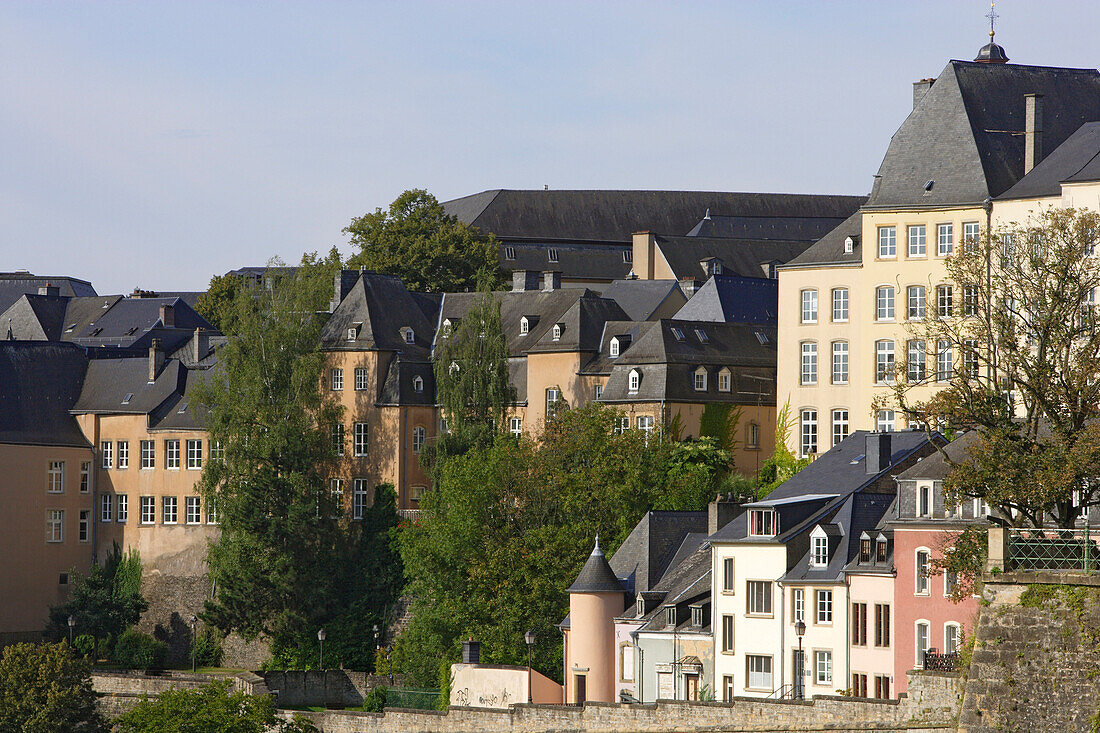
[698,403,743,453]
[345,189,503,293]
[887,207,1100,527]
[364,685,387,713]
[0,642,107,733]
[191,628,224,668]
[194,273,245,333]
[114,629,167,670]
[931,524,988,602]
[756,399,810,495]
[47,542,147,644]
[73,634,95,659]
[115,679,318,733]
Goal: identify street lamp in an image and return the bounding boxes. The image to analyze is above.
[67,615,75,646]
[189,615,198,673]
[524,630,536,703]
[317,628,326,670]
[794,620,807,700]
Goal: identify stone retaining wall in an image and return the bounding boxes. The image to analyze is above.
[262,670,392,708]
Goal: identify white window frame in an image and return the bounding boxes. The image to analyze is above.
[908,224,926,257]
[816,589,833,624]
[746,655,773,691]
[354,367,369,390]
[907,285,926,320]
[749,508,776,537]
[186,439,203,470]
[100,494,112,522]
[747,580,773,616]
[117,442,129,470]
[80,461,91,491]
[831,341,848,384]
[331,368,343,391]
[938,223,954,256]
[792,588,805,623]
[937,284,954,318]
[546,387,561,411]
[937,340,953,382]
[944,622,961,655]
[915,621,930,665]
[610,337,620,357]
[831,288,848,322]
[413,375,424,393]
[165,439,180,470]
[141,440,155,469]
[46,509,64,543]
[875,286,895,321]
[162,496,178,525]
[520,317,529,335]
[694,367,708,391]
[186,496,202,524]
[801,289,818,324]
[831,409,849,447]
[800,342,817,385]
[47,461,65,493]
[815,650,833,685]
[412,426,426,454]
[812,535,829,567]
[552,323,561,340]
[353,478,369,520]
[718,368,731,392]
[140,496,155,524]
[404,328,415,344]
[875,340,895,384]
[509,417,522,436]
[800,409,817,457]
[354,422,369,456]
[878,226,896,258]
[637,415,654,433]
[101,441,113,469]
[117,494,128,523]
[915,549,931,595]
[908,339,926,383]
[628,370,640,393]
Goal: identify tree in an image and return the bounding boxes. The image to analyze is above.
[345,189,503,293]
[756,400,809,496]
[47,542,146,645]
[0,642,106,733]
[887,207,1100,527]
[115,679,317,733]
[194,273,245,333]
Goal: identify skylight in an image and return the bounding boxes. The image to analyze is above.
[694,329,709,343]
[121,393,133,405]
[177,403,188,414]
[754,331,769,345]
[670,327,685,341]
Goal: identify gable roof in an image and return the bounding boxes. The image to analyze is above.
[598,279,686,321]
[526,295,629,353]
[895,430,980,481]
[783,492,896,583]
[0,342,89,447]
[671,275,777,324]
[998,121,1100,200]
[653,235,810,281]
[436,288,589,356]
[606,511,708,595]
[783,210,863,268]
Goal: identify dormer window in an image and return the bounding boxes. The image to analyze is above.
[718,368,731,392]
[610,337,621,357]
[628,369,640,393]
[520,317,530,335]
[548,248,559,263]
[713,262,722,275]
[177,403,188,414]
[552,323,562,341]
[811,533,829,567]
[844,236,854,254]
[505,246,515,260]
[413,375,424,393]
[859,533,872,563]
[694,328,709,344]
[754,330,769,345]
[664,605,676,628]
[876,536,888,563]
[404,328,415,344]
[690,605,703,628]
[693,367,707,391]
[636,597,645,617]
[347,323,360,341]
[748,508,776,537]
[442,319,453,338]
[670,327,685,341]
[449,361,460,375]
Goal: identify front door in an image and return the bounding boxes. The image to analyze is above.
[685,673,699,700]
[574,674,587,705]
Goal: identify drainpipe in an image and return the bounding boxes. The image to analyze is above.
[777,579,786,696]
[90,417,99,564]
[845,575,852,696]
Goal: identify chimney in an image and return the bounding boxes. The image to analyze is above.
[159,303,175,328]
[1025,94,1044,174]
[461,639,480,665]
[512,270,540,292]
[331,270,360,312]
[632,232,657,280]
[678,277,697,298]
[865,432,893,475]
[542,270,561,291]
[708,494,743,535]
[37,284,59,297]
[912,78,934,109]
[148,339,165,382]
[192,328,209,362]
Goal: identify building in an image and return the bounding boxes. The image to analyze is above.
[0,271,96,313]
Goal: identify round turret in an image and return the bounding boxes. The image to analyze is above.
[565,536,625,704]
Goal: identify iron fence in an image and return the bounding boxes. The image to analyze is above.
[922,651,959,672]
[384,687,440,710]
[1007,526,1098,572]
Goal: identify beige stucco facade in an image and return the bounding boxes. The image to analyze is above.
[564,591,624,704]
[450,663,563,708]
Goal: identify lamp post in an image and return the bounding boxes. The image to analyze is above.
[189,615,198,673]
[317,628,326,670]
[67,615,75,646]
[524,630,536,703]
[794,620,806,700]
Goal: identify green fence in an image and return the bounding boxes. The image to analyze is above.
[1007,526,1098,572]
[384,687,441,710]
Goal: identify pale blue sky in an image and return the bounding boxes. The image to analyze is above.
[4,1,1100,293]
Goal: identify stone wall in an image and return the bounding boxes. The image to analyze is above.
[262,670,392,708]
[93,669,272,718]
[959,574,1100,733]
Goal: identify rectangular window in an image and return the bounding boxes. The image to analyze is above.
[749,508,776,537]
[831,409,849,447]
[875,340,895,383]
[162,496,178,524]
[874,603,891,647]
[330,479,344,515]
[874,674,891,700]
[78,510,89,542]
[878,226,896,258]
[800,410,817,457]
[746,655,772,690]
[210,441,224,462]
[876,286,895,321]
[907,285,926,320]
[46,509,64,543]
[117,494,128,523]
[717,372,730,392]
[141,440,155,469]
[412,426,426,454]
[860,538,872,563]
[907,339,926,382]
[694,369,707,391]
[185,496,201,524]
[938,223,953,255]
[916,622,930,665]
[101,441,113,469]
[353,478,369,520]
[852,673,868,698]
[812,536,828,566]
[831,288,849,322]
[332,424,345,456]
[140,496,155,524]
[331,368,343,390]
[937,340,953,382]
[101,494,112,522]
[719,557,735,593]
[963,221,981,253]
[937,284,954,318]
[354,422,369,456]
[831,341,848,384]
[747,422,760,449]
[908,225,926,257]
[876,409,896,433]
[79,461,91,492]
[946,570,959,598]
[916,550,931,594]
[165,439,180,469]
[747,580,772,616]
[47,460,64,493]
[594,384,604,400]
[963,339,979,378]
[636,415,654,434]
[876,539,888,563]
[800,342,817,385]
[852,602,868,646]
[186,439,203,469]
[792,588,804,623]
[815,650,832,685]
[816,589,832,624]
[945,624,961,654]
[801,290,818,323]
[354,367,369,390]
[546,388,560,412]
[509,417,522,436]
[722,615,734,653]
[723,675,734,702]
[117,442,129,469]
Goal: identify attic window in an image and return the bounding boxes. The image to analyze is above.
[448,361,460,375]
[860,534,872,563]
[520,317,530,335]
[125,326,138,336]
[718,367,732,392]
[748,508,776,537]
[404,328,415,344]
[811,535,829,567]
[844,236,854,254]
[548,248,559,263]
[670,327,685,341]
[628,369,641,393]
[690,605,703,628]
[694,329,709,344]
[177,403,188,414]
[413,375,424,393]
[623,250,633,263]
[442,319,453,338]
[552,323,562,341]
[347,325,360,341]
[637,597,645,617]
[754,330,769,345]
[712,262,723,275]
[876,537,888,563]
[102,301,110,309]
[121,393,134,405]
[664,605,676,628]
[610,337,620,357]
[505,246,515,260]
[693,366,708,391]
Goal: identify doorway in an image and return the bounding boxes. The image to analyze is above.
[574,673,587,705]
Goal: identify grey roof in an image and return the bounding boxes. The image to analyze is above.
[436,288,590,356]
[685,211,860,240]
[72,357,184,417]
[634,544,712,634]
[783,211,863,268]
[783,492,896,583]
[606,511,708,595]
[526,296,629,354]
[321,272,440,357]
[895,430,980,481]
[0,273,96,313]
[671,275,777,324]
[653,235,810,281]
[568,538,626,593]
[998,121,1100,199]
[866,61,1100,209]
[598,279,686,321]
[0,342,89,447]
[445,190,869,243]
[501,243,630,282]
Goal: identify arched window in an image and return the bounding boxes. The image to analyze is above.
[404,328,415,344]
[552,323,562,340]
[413,375,424,393]
[694,367,708,391]
[520,317,530,335]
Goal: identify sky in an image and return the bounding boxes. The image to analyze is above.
[4,1,1100,294]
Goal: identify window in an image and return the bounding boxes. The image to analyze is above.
[404,328,415,344]
[724,675,734,702]
[439,417,450,435]
[331,368,343,391]
[938,223,953,256]
[77,462,90,493]
[801,290,818,323]
[718,369,731,392]
[210,441,224,462]
[907,340,926,382]
[505,246,515,260]
[945,569,959,598]
[749,508,776,537]
[916,622,930,665]
[165,439,180,469]
[413,375,424,393]
[141,440,155,469]
[163,496,178,524]
[329,479,344,515]
[206,498,218,525]
[694,367,708,391]
[747,581,772,616]
[101,441,113,469]
[874,603,891,647]
[722,615,734,652]
[916,550,931,594]
[945,623,961,655]
[812,536,829,567]
[139,496,155,524]
[874,674,891,700]
[637,415,654,434]
[620,643,634,683]
[860,537,872,563]
[690,603,702,626]
[723,557,735,591]
[800,409,817,457]
[519,316,530,335]
[548,248,558,262]
[186,496,201,524]
[546,387,561,413]
[936,285,953,318]
[117,442,129,469]
[670,327,685,342]
[747,655,772,690]
[919,485,931,517]
[509,417,522,436]
[628,370,640,393]
[792,588,804,623]
[695,328,709,344]
[110,494,125,524]
[609,337,620,357]
[355,368,368,390]
[187,440,202,469]
[937,340,953,382]
[875,340,895,383]
[852,602,868,646]
[47,461,64,493]
[747,421,760,449]
[347,327,357,341]
[46,509,64,543]
[878,226,896,258]
[963,339,979,378]
[614,416,630,434]
[79,511,91,542]
[908,225,926,257]
[816,590,832,623]
[876,409,895,433]
[876,537,888,562]
[852,672,868,698]
[815,650,832,685]
[907,285,926,320]
[623,249,633,263]
[101,494,112,522]
[331,424,345,456]
[831,341,848,384]
[831,288,849,322]
[412,426,426,454]
[354,423,369,456]
[352,478,369,520]
[963,222,980,252]
[875,286,895,321]
[800,342,817,385]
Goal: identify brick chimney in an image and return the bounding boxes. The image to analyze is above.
[1025,94,1044,174]
[148,339,165,382]
[708,494,743,535]
[192,328,209,362]
[542,270,561,291]
[866,432,893,475]
[512,270,540,292]
[159,304,175,328]
[912,78,934,110]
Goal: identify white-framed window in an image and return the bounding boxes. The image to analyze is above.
[831,341,848,384]
[610,337,621,357]
[439,417,450,435]
[875,340,895,383]
[546,387,561,411]
[907,340,926,382]
[347,327,357,341]
[141,440,155,468]
[117,442,129,469]
[412,426,426,454]
[520,317,530,335]
[938,223,953,256]
[718,368,731,392]
[801,289,818,323]
[614,415,630,434]
[46,509,64,543]
[206,498,218,525]
[186,439,202,469]
[623,249,633,263]
[908,225,926,257]
[878,226,896,258]
[936,285,954,318]
[973,497,990,518]
[354,422,369,456]
[945,623,961,655]
[138,497,154,524]
[915,621,930,665]
[100,494,112,522]
[812,536,829,567]
[916,549,931,595]
[78,510,88,542]
[816,589,833,623]
[831,409,849,447]
[723,557,735,591]
[945,568,959,597]
[504,246,515,260]
[117,494,128,523]
[547,248,558,262]
[937,340,954,382]
[875,286,895,321]
[694,367,708,391]
[413,375,424,393]
[47,461,65,493]
[353,478,369,520]
[919,484,931,517]
[749,508,777,537]
[792,588,805,623]
[163,496,178,524]
[963,339,980,378]
[80,461,91,491]
[963,221,981,252]
[746,655,773,690]
[800,342,817,385]
[210,441,224,462]
[165,439,180,469]
[404,328,415,344]
[628,370,640,393]
[355,367,369,390]
[329,479,344,515]
[552,323,562,340]
[876,409,895,433]
[331,368,343,391]
[186,496,201,524]
[331,423,345,456]
[101,441,113,469]
[724,675,734,702]
[637,415,654,433]
[509,417,522,436]
[831,288,849,322]
[800,409,817,457]
[747,580,772,616]
[907,285,926,320]
[815,650,833,685]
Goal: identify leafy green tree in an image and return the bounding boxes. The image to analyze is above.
[0,642,106,733]
[115,679,317,733]
[194,273,245,333]
[345,189,503,293]
[756,400,809,496]
[47,542,147,645]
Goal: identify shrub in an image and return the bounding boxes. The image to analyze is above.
[114,629,167,670]
[191,628,223,668]
[74,634,96,659]
[364,685,387,713]
[97,635,113,661]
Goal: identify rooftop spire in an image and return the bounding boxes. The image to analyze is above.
[987,1,998,41]
[974,1,1008,64]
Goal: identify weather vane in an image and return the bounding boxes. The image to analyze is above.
[986,1,999,40]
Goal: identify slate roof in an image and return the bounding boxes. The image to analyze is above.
[634,544,713,634]
[895,430,980,481]
[606,511,708,595]
[436,289,590,356]
[526,296,629,354]
[0,342,89,447]
[685,212,860,240]
[670,275,778,324]
[865,61,1100,209]
[782,492,896,583]
[998,121,1100,200]
[321,272,440,358]
[501,243,631,282]
[598,280,686,321]
[653,235,810,281]
[72,357,185,417]
[782,211,863,268]
[568,538,626,593]
[0,273,96,313]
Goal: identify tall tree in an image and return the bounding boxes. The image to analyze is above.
[0,642,106,733]
[46,542,146,644]
[194,273,245,334]
[887,207,1100,527]
[345,189,503,293]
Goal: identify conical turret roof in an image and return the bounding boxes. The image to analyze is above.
[567,536,625,593]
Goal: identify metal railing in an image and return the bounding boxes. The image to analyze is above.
[397,509,421,522]
[922,650,959,672]
[384,687,440,710]
[766,683,794,699]
[1007,525,1098,572]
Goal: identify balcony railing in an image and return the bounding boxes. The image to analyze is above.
[1007,526,1098,572]
[922,650,959,672]
[397,509,421,522]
